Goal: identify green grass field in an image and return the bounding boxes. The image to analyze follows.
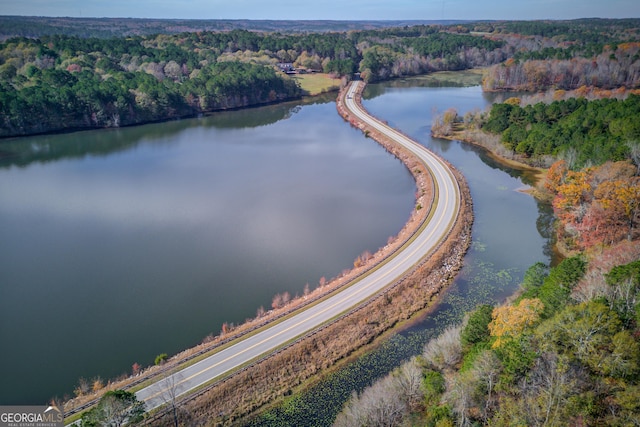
[290,73,342,95]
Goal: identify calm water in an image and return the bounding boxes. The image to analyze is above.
[0,94,417,404]
[252,80,556,426]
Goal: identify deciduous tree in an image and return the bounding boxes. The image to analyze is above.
[489,298,544,348]
[81,390,145,427]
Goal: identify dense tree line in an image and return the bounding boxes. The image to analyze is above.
[7,18,638,137]
[491,18,640,42]
[356,30,504,82]
[0,33,304,136]
[0,27,508,136]
[0,55,300,136]
[483,46,640,92]
[335,250,640,426]
[2,18,638,135]
[482,32,640,92]
[482,94,640,167]
[476,19,640,92]
[0,16,457,40]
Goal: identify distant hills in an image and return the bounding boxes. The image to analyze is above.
[0,16,472,39]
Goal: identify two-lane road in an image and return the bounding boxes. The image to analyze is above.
[136,81,461,412]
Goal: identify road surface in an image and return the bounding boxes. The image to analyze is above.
[135,80,461,412]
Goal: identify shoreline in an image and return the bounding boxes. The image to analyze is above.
[432,128,550,199]
[1,74,343,141]
[140,82,473,425]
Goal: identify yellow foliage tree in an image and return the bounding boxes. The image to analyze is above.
[544,159,568,193]
[504,97,521,106]
[488,298,544,348]
[554,169,592,212]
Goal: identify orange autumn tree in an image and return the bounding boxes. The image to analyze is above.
[577,202,627,248]
[554,170,592,211]
[594,178,640,241]
[488,298,544,348]
[551,161,640,250]
[552,169,593,243]
[545,159,568,193]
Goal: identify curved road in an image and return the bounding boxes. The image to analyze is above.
[136,80,461,412]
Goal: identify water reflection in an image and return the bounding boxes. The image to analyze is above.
[0,94,335,169]
[0,93,414,404]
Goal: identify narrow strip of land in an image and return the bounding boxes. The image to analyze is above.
[134,80,461,414]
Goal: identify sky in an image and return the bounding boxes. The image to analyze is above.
[1,0,639,21]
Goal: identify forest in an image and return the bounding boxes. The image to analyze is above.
[0,16,455,40]
[0,25,508,137]
[334,19,640,427]
[482,95,640,167]
[3,18,640,137]
[335,249,640,426]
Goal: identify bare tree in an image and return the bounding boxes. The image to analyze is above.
[154,369,185,427]
[272,293,283,309]
[444,370,478,427]
[520,352,586,426]
[74,377,91,397]
[394,358,424,412]
[472,350,502,421]
[561,147,578,170]
[333,376,405,427]
[281,291,291,306]
[334,358,425,427]
[423,324,464,372]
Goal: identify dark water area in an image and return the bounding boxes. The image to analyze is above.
[250,81,556,426]
[0,94,417,404]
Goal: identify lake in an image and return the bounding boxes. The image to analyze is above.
[0,93,416,404]
[0,77,554,413]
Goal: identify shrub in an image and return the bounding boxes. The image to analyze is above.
[155,353,168,365]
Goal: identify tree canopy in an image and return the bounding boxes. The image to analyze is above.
[0,26,508,137]
[483,95,640,167]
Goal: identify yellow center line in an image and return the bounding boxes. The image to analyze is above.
[144,82,458,405]
[145,192,450,402]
